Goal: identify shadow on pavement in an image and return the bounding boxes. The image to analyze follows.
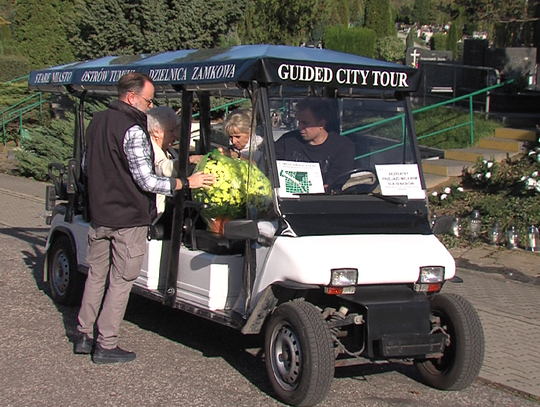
[0,227,47,247]
[8,220,427,399]
[0,227,47,293]
[41,284,433,400]
[2,225,85,350]
[123,293,273,397]
[334,359,422,383]
[123,293,429,398]
[33,276,273,396]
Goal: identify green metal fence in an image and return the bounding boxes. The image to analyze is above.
[192,98,249,118]
[1,92,46,145]
[343,80,513,160]
[6,75,30,84]
[1,78,513,151]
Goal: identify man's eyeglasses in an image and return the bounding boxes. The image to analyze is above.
[133,92,156,107]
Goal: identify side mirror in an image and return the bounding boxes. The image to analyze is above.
[45,185,56,211]
[224,219,259,240]
[431,215,454,235]
[48,162,67,200]
[66,158,78,194]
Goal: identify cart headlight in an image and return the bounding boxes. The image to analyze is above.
[330,268,358,286]
[418,266,444,283]
[325,268,358,295]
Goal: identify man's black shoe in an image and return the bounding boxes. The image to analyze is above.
[92,344,136,364]
[74,334,94,354]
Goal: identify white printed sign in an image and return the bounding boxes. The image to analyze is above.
[375,164,425,199]
[276,161,325,197]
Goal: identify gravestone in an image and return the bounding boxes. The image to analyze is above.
[407,48,454,94]
[406,47,453,68]
[462,40,488,88]
[485,47,537,88]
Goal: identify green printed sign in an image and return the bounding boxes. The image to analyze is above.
[276,160,325,197]
[280,170,313,194]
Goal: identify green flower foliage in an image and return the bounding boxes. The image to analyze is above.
[462,157,499,188]
[429,139,540,248]
[429,183,465,206]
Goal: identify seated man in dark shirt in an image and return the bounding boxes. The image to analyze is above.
[274,97,355,189]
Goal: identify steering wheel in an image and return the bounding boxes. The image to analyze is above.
[327,168,379,194]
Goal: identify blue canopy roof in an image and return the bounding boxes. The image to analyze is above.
[28,45,420,94]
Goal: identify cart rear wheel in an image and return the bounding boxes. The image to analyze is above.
[415,293,484,390]
[47,235,84,305]
[264,301,334,406]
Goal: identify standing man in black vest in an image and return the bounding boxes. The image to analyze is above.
[74,73,214,364]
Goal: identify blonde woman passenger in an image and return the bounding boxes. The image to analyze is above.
[221,109,264,165]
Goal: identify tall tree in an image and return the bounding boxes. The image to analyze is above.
[454,0,529,24]
[167,0,244,49]
[405,28,415,49]
[335,0,351,25]
[122,0,170,53]
[455,0,537,46]
[68,0,245,60]
[238,0,317,45]
[69,0,133,59]
[411,0,433,25]
[13,0,75,68]
[365,0,396,37]
[0,22,18,55]
[446,21,462,59]
[303,0,365,44]
[0,0,15,23]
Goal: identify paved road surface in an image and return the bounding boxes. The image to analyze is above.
[0,173,538,406]
[1,231,538,407]
[445,269,540,397]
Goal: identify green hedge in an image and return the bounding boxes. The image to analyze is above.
[0,82,32,110]
[323,25,376,58]
[0,55,30,82]
[376,36,406,63]
[430,33,447,51]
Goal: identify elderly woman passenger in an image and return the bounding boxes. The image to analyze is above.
[147,106,215,217]
[147,106,180,178]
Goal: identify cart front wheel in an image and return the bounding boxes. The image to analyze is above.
[265,301,334,406]
[415,293,484,390]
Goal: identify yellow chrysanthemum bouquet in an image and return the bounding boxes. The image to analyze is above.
[192,149,272,233]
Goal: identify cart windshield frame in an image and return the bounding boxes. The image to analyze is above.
[29,45,428,237]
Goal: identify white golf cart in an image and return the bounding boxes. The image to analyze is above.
[30,45,484,407]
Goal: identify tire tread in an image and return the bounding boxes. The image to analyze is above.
[265,300,334,406]
[416,293,484,391]
[294,301,334,406]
